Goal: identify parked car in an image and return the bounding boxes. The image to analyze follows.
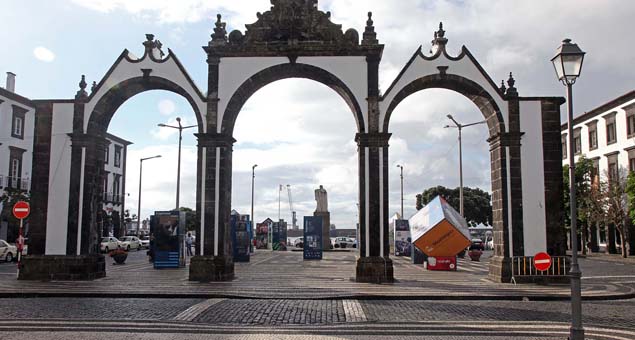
[333,237,356,248]
[100,237,120,252]
[139,236,150,249]
[0,240,17,262]
[294,237,304,248]
[119,236,142,251]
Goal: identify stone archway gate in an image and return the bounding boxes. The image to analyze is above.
[21,0,565,283]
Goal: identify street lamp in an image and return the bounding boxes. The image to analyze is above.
[396,164,404,219]
[158,117,197,210]
[251,164,257,244]
[444,115,486,217]
[552,38,585,340]
[137,155,161,236]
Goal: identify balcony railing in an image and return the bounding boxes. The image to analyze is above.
[102,192,123,205]
[0,176,30,191]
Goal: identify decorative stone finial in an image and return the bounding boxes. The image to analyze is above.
[75,75,88,100]
[210,14,228,46]
[91,81,97,93]
[499,80,507,94]
[362,11,378,45]
[506,72,518,97]
[431,22,448,52]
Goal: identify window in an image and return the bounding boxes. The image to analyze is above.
[627,113,635,138]
[11,105,27,139]
[104,145,109,164]
[8,146,26,189]
[112,174,120,203]
[573,128,582,155]
[114,145,122,168]
[561,134,567,159]
[103,172,109,196]
[605,112,617,145]
[587,121,598,150]
[607,153,618,183]
[628,148,635,173]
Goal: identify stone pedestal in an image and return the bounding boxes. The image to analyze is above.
[487,255,512,283]
[18,255,106,281]
[355,256,394,283]
[189,255,234,282]
[313,211,331,251]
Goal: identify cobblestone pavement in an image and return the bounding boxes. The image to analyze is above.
[1,297,634,339]
[1,250,633,299]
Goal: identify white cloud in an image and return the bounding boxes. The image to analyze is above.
[158,99,176,116]
[33,47,55,62]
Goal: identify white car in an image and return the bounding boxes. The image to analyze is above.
[100,237,120,252]
[0,240,17,262]
[333,237,356,248]
[139,236,150,249]
[119,236,142,251]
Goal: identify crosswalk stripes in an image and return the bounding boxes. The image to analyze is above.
[173,298,224,321]
[342,300,367,322]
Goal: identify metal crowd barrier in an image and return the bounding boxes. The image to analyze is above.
[510,255,569,284]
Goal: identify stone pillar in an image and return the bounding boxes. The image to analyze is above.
[487,133,511,282]
[313,211,331,251]
[355,132,393,283]
[189,132,235,282]
[541,98,567,256]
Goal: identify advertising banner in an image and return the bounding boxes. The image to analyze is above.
[256,223,269,249]
[272,220,288,251]
[303,216,323,260]
[151,210,185,268]
[394,219,411,256]
[231,213,251,262]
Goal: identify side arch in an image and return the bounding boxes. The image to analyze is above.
[382,74,505,135]
[87,76,205,135]
[220,63,365,135]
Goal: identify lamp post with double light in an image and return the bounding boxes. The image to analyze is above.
[158,117,197,210]
[137,155,161,236]
[552,38,586,340]
[251,164,257,248]
[444,115,486,217]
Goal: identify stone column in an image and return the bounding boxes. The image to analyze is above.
[189,132,235,282]
[355,132,393,283]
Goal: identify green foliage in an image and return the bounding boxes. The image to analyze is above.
[562,156,594,227]
[626,171,635,224]
[178,207,198,231]
[416,185,492,227]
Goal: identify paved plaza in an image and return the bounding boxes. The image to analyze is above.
[1,250,633,299]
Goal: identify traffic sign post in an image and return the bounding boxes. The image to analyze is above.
[533,252,552,272]
[12,201,30,277]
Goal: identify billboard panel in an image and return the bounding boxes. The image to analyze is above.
[303,216,323,260]
[394,219,411,256]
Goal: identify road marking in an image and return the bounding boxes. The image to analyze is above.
[173,298,224,321]
[342,299,367,323]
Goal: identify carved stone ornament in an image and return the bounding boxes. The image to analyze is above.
[241,0,350,45]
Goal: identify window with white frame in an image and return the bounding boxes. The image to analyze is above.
[11,105,27,139]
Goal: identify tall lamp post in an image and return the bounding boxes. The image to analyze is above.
[552,38,586,340]
[396,164,404,219]
[444,115,486,216]
[158,117,197,210]
[137,155,161,236]
[251,164,257,244]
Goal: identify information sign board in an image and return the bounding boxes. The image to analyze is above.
[303,216,323,260]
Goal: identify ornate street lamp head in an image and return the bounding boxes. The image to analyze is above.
[551,38,585,85]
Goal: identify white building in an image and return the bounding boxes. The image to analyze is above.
[561,90,635,254]
[0,72,131,240]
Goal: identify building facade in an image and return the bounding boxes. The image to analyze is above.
[561,90,635,254]
[0,72,131,241]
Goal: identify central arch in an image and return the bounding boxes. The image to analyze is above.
[221,63,365,136]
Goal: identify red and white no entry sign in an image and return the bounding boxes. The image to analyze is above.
[12,201,30,220]
[533,252,552,271]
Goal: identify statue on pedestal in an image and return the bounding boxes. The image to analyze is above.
[314,185,328,212]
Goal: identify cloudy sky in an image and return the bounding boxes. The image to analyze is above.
[1,1,634,228]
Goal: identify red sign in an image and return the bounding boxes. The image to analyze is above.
[12,201,30,220]
[533,252,552,271]
[426,256,457,271]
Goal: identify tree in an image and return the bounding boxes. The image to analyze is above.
[0,187,30,242]
[178,207,198,232]
[602,168,630,258]
[416,186,492,227]
[563,156,594,254]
